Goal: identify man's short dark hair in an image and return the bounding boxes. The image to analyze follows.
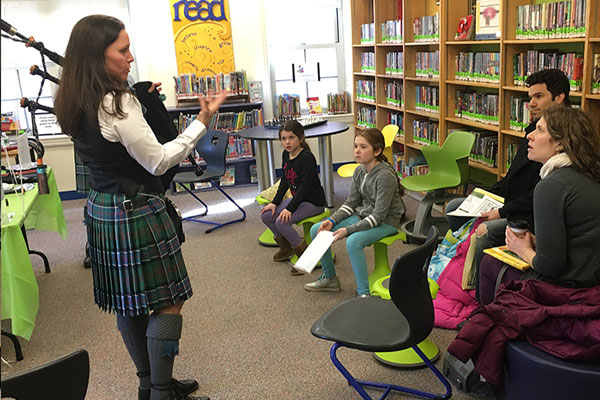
[525,69,571,106]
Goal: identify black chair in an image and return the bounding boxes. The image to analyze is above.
[310,226,452,400]
[1,349,89,400]
[172,130,246,233]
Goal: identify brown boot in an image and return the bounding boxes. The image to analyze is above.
[273,235,294,262]
[290,240,308,275]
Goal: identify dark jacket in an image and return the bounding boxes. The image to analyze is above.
[488,121,541,231]
[448,279,600,387]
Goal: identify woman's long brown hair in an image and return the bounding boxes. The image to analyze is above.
[542,106,600,183]
[54,15,129,137]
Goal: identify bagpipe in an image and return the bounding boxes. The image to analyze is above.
[1,18,203,194]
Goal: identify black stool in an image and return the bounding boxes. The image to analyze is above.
[504,341,600,400]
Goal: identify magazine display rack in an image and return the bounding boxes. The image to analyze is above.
[350,0,600,184]
[167,101,263,193]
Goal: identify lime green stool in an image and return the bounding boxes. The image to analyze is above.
[256,195,278,247]
[370,274,441,367]
[290,209,331,264]
[367,231,408,293]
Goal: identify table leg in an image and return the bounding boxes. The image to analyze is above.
[265,140,276,186]
[1,330,24,361]
[318,136,334,208]
[21,225,50,273]
[253,140,275,192]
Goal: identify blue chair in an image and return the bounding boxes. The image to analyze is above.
[173,131,246,233]
[311,226,452,400]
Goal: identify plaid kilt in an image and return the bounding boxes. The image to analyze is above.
[74,151,91,195]
[86,189,193,315]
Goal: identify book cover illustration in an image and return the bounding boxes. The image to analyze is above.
[483,245,530,271]
[306,97,323,115]
[249,81,263,103]
[455,15,474,40]
[220,165,235,186]
[475,0,501,40]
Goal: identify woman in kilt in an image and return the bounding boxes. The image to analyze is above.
[54,15,226,400]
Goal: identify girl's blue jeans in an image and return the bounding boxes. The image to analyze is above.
[310,215,398,296]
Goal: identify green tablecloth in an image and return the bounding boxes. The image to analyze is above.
[1,168,67,340]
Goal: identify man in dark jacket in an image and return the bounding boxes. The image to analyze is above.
[446,69,571,301]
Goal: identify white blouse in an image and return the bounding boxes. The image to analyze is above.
[98,92,205,176]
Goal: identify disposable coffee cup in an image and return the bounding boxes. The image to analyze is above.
[508,219,528,238]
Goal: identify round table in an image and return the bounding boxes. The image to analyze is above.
[239,121,349,208]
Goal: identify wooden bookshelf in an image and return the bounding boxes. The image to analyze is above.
[350,0,600,183]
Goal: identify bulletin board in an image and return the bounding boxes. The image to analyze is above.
[170,0,235,76]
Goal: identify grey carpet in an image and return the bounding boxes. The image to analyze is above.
[1,175,482,399]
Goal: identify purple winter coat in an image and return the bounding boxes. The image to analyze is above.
[447,279,600,387]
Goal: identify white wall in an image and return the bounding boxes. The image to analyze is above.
[1,0,355,190]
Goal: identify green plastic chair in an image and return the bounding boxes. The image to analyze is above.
[256,196,334,265]
[367,231,407,292]
[400,130,475,242]
[337,124,400,178]
[256,194,278,247]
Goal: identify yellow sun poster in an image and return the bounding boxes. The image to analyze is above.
[170,0,235,76]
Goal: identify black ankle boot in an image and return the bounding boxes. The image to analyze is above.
[139,378,200,400]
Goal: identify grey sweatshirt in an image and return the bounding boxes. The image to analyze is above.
[330,162,404,235]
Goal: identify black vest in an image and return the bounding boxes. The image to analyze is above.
[72,103,164,196]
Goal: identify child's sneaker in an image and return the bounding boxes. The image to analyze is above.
[304,275,340,292]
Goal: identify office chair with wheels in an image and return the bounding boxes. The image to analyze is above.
[401,130,475,242]
[337,124,400,178]
[172,130,246,233]
[1,349,89,400]
[310,226,451,400]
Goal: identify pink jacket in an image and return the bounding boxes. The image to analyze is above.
[433,221,481,329]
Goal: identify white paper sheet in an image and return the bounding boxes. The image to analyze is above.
[293,230,335,274]
[446,188,504,217]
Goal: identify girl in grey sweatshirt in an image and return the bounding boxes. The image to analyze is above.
[304,128,406,296]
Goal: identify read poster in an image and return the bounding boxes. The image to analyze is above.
[170,0,235,76]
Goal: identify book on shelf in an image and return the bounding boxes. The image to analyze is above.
[220,165,235,186]
[483,246,530,271]
[447,187,504,218]
[249,164,258,183]
[593,54,600,95]
[515,0,586,40]
[306,97,323,115]
[225,134,240,160]
[249,81,264,103]
[455,15,475,40]
[475,0,501,40]
[174,70,248,101]
[327,92,348,114]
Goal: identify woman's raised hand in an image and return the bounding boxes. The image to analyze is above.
[197,92,228,127]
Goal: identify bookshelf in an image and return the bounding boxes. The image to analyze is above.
[351,0,600,186]
[167,101,263,193]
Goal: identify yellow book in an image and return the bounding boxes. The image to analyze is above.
[483,245,531,271]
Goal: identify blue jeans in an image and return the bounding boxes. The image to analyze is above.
[310,215,398,296]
